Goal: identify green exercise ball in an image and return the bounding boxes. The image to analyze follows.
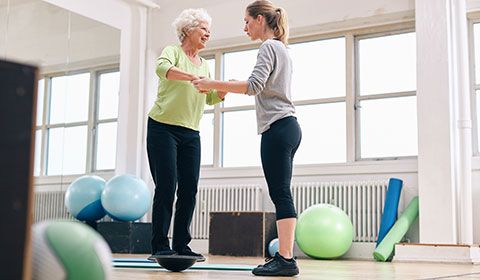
[295,204,353,259]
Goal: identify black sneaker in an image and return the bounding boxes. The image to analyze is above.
[252,252,299,276]
[176,246,206,262]
[147,248,177,261]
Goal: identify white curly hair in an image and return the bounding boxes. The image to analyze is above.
[172,8,212,42]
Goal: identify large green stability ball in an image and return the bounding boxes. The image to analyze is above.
[295,204,354,259]
[32,220,112,280]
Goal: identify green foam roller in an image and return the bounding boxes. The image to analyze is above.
[373,196,419,262]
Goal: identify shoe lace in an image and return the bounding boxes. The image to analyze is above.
[262,256,277,268]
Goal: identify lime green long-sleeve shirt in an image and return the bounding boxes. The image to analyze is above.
[148,45,223,131]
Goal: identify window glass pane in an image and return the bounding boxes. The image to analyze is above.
[295,103,346,164]
[360,96,418,158]
[96,122,117,170]
[47,126,87,175]
[205,59,215,110]
[359,32,416,95]
[199,113,214,166]
[207,58,215,79]
[223,49,258,107]
[34,130,42,176]
[49,73,90,124]
[475,24,480,84]
[290,38,345,100]
[223,110,260,167]
[37,79,44,126]
[98,71,119,120]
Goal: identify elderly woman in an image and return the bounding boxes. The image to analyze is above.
[147,8,225,261]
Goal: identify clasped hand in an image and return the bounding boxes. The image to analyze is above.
[191,77,211,93]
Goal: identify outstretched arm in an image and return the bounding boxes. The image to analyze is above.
[192,78,249,94]
[165,66,199,81]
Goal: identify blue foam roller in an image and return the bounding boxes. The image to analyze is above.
[376,178,403,246]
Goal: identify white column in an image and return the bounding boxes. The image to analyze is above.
[450,0,473,245]
[416,0,472,244]
[116,5,148,176]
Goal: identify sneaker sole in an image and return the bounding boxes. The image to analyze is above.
[252,268,299,277]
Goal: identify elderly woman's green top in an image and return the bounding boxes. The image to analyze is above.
[148,45,223,131]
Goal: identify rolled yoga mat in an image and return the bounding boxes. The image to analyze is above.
[373,196,419,262]
[376,178,403,246]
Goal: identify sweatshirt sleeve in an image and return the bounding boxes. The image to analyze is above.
[206,90,224,105]
[156,46,178,79]
[246,41,276,96]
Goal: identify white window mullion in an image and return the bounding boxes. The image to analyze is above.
[39,77,50,176]
[345,33,356,163]
[213,52,223,168]
[354,35,362,161]
[469,20,479,155]
[86,70,97,173]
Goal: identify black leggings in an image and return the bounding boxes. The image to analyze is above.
[146,118,200,253]
[261,116,302,220]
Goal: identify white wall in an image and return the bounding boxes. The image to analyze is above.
[149,0,414,51]
[0,0,120,68]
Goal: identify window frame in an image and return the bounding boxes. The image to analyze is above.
[200,22,417,169]
[354,29,417,161]
[468,15,480,155]
[35,64,119,178]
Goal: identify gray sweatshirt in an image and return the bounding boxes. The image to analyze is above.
[246,39,295,134]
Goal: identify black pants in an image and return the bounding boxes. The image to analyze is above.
[261,116,302,220]
[147,118,201,253]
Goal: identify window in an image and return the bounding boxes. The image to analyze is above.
[34,68,120,176]
[223,49,258,107]
[290,38,347,164]
[357,32,417,159]
[200,58,216,166]
[95,71,120,170]
[200,26,417,169]
[200,112,214,166]
[221,49,260,167]
[223,110,261,167]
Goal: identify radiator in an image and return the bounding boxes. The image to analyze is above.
[33,191,73,223]
[292,181,388,242]
[33,185,264,241]
[179,184,263,239]
[34,181,387,243]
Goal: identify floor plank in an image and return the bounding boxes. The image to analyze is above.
[112,254,480,280]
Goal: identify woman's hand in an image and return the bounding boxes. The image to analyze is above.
[192,77,212,92]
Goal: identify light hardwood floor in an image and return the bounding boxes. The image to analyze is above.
[112,254,480,280]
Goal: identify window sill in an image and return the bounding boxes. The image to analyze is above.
[200,159,418,179]
[33,170,115,186]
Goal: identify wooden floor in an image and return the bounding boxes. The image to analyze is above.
[112,254,480,280]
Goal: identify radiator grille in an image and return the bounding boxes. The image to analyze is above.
[292,181,388,242]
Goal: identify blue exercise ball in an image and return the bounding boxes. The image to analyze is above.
[65,175,106,221]
[268,238,279,257]
[101,174,151,221]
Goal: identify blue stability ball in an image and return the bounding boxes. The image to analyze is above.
[101,174,151,221]
[65,175,106,221]
[268,238,279,257]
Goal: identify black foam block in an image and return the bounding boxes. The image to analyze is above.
[97,221,152,253]
[209,212,277,257]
